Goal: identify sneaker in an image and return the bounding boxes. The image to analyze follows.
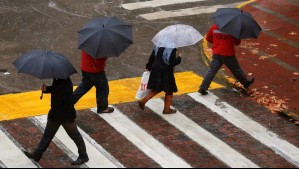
[97,107,114,114]
[198,89,208,95]
[244,78,255,89]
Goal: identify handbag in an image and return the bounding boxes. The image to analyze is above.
[136,71,151,99]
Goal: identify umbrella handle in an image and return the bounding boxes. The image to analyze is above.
[40,92,43,100]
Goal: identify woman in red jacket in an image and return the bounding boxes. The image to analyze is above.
[199,24,254,95]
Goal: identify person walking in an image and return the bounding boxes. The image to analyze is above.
[73,50,114,114]
[138,46,182,114]
[24,78,89,165]
[199,24,254,95]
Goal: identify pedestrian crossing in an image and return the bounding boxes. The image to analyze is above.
[121,0,244,20]
[0,91,298,168]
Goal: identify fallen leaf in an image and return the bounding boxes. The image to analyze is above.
[263,86,269,89]
[296,55,299,57]
[248,73,253,76]
[269,44,278,47]
[294,72,299,76]
[289,31,298,35]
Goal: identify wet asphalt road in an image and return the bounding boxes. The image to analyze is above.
[0,0,246,94]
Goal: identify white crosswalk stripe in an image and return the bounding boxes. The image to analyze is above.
[0,127,37,168]
[146,99,259,168]
[188,92,299,167]
[92,107,192,168]
[121,0,242,20]
[121,0,207,10]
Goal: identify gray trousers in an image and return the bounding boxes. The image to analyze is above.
[200,54,248,91]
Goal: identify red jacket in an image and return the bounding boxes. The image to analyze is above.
[81,51,107,73]
[206,24,241,56]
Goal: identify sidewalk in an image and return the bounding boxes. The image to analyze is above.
[201,0,299,123]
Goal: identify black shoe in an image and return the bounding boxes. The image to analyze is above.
[244,78,255,89]
[198,89,208,95]
[71,157,89,165]
[24,151,42,162]
[97,107,114,114]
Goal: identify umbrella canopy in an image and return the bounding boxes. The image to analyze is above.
[212,8,262,39]
[78,16,133,59]
[152,24,204,48]
[13,50,77,80]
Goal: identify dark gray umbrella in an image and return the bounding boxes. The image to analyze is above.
[212,8,262,39]
[13,50,77,80]
[78,16,133,58]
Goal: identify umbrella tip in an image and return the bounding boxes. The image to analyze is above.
[103,24,105,28]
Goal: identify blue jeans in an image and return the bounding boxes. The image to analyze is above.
[73,71,109,112]
[200,54,248,91]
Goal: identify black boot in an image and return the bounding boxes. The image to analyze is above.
[24,151,42,162]
[244,78,255,88]
[71,156,89,165]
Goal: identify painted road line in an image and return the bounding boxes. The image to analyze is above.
[146,99,259,168]
[0,71,224,122]
[188,92,299,167]
[91,107,192,168]
[140,2,241,20]
[121,0,206,10]
[0,127,37,168]
[34,115,119,168]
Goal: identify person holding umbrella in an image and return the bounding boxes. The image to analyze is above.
[138,46,182,114]
[75,16,133,114]
[199,8,260,95]
[13,50,89,165]
[138,24,203,113]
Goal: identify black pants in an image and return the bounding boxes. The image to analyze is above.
[34,119,87,158]
[73,71,109,112]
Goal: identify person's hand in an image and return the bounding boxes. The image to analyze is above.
[176,51,182,57]
[41,83,46,91]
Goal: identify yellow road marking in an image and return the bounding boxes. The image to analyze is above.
[0,71,223,121]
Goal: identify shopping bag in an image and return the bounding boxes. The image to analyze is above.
[136,71,150,99]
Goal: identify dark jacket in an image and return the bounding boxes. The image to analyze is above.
[43,78,76,122]
[146,47,181,93]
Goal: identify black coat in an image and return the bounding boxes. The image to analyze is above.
[146,47,181,93]
[44,78,76,123]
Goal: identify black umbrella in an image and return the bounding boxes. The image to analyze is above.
[212,8,262,39]
[13,50,77,99]
[13,50,77,80]
[78,16,133,58]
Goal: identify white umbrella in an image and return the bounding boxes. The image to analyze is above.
[152,24,204,48]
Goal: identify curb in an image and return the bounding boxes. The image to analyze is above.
[200,0,299,125]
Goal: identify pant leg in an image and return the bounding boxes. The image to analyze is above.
[200,55,223,91]
[222,56,248,86]
[93,71,109,112]
[73,71,94,104]
[62,122,88,158]
[34,120,60,155]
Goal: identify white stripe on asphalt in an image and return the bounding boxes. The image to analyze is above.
[34,115,119,168]
[0,127,37,168]
[146,99,259,168]
[121,0,206,10]
[140,3,241,20]
[92,107,192,168]
[188,92,299,167]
